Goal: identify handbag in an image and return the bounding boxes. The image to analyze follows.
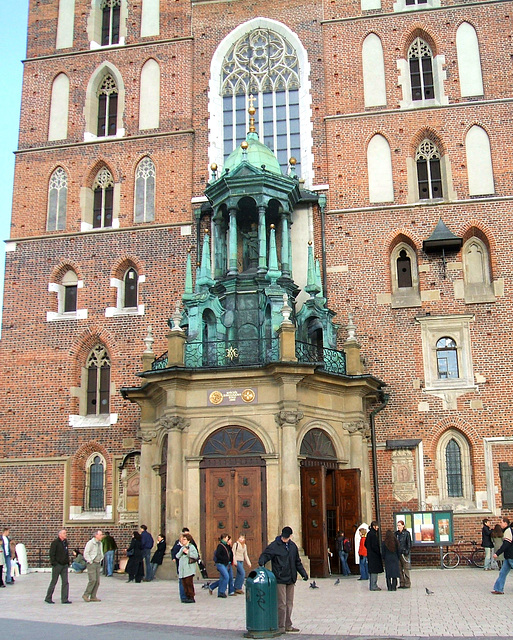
[188,555,198,564]
[127,548,134,557]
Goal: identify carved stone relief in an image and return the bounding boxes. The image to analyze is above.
[391,449,417,502]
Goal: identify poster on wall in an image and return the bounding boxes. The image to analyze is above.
[393,511,454,546]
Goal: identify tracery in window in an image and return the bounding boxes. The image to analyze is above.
[87,454,105,510]
[300,429,336,460]
[87,345,111,415]
[47,167,68,231]
[221,28,301,175]
[134,157,155,223]
[416,139,442,200]
[436,337,459,380]
[93,167,114,228]
[409,38,434,101]
[101,0,120,46]
[97,74,118,137]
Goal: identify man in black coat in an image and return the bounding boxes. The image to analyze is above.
[259,526,308,634]
[45,529,72,604]
[365,520,383,591]
[395,520,412,588]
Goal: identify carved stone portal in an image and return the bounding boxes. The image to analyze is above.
[391,449,417,502]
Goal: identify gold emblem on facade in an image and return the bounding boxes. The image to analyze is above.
[241,388,255,403]
[225,346,239,361]
[209,390,223,405]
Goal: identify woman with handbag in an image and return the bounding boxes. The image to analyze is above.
[175,533,199,603]
[125,531,144,583]
[208,534,235,598]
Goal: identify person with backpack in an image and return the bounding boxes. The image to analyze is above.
[336,530,352,576]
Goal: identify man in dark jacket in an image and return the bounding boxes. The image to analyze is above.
[45,529,72,604]
[259,526,308,634]
[140,524,154,581]
[481,518,493,570]
[365,520,383,591]
[492,517,513,594]
[395,520,412,588]
[102,531,117,576]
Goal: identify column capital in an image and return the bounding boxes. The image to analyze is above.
[160,415,190,433]
[275,409,304,427]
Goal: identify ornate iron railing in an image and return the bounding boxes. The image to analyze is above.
[151,339,346,375]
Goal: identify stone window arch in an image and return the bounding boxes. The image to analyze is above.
[106,260,145,318]
[300,428,337,460]
[47,167,68,231]
[87,345,111,416]
[390,241,421,308]
[85,453,106,511]
[398,35,447,109]
[97,74,118,137]
[436,429,474,507]
[134,156,156,222]
[462,236,495,303]
[415,139,442,200]
[88,0,127,49]
[47,266,87,322]
[201,427,265,457]
[83,64,125,142]
[93,167,114,228]
[209,18,314,186]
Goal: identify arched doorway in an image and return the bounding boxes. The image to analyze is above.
[200,426,267,576]
[300,428,361,578]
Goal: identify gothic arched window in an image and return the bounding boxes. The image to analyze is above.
[416,139,443,200]
[445,438,463,497]
[134,156,156,222]
[124,268,138,308]
[221,28,301,175]
[93,167,114,228]
[47,167,68,231]
[87,345,111,415]
[101,0,121,46]
[88,454,105,510]
[409,38,434,101]
[97,74,118,137]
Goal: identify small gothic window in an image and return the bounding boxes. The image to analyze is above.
[89,455,105,510]
[202,427,265,456]
[300,429,337,459]
[87,345,111,415]
[62,270,78,313]
[436,337,459,379]
[445,438,463,497]
[97,75,118,137]
[397,249,413,288]
[123,268,138,308]
[416,139,443,200]
[409,38,434,101]
[93,167,114,228]
[134,157,156,223]
[101,0,121,46]
[406,0,427,4]
[47,167,68,231]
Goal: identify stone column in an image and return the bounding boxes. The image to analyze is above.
[257,204,267,273]
[228,207,238,275]
[280,211,291,277]
[275,409,303,536]
[138,428,159,530]
[213,211,225,279]
[161,416,189,544]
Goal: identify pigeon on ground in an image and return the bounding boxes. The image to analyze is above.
[425,587,434,595]
[310,580,319,589]
[334,578,340,586]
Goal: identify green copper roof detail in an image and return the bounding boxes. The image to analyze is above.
[197,232,215,288]
[223,132,282,176]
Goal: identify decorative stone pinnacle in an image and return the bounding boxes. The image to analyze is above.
[346,312,357,342]
[171,302,182,331]
[143,325,154,353]
[280,293,293,325]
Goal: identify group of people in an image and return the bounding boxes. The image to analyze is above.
[487,516,513,595]
[361,520,412,591]
[125,525,166,584]
[0,527,18,587]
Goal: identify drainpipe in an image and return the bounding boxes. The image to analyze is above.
[317,192,328,305]
[370,391,389,531]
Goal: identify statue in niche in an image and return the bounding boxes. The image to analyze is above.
[241,223,259,271]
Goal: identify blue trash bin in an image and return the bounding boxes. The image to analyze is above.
[244,566,281,638]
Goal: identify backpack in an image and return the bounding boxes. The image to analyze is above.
[343,538,351,554]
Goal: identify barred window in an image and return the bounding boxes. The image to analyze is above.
[47,167,68,231]
[134,157,156,223]
[87,345,111,415]
[101,0,121,46]
[97,74,118,137]
[416,139,443,200]
[445,438,463,497]
[93,167,114,228]
[409,38,434,101]
[221,28,301,175]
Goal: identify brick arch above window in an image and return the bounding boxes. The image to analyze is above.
[106,257,146,318]
[83,63,125,142]
[69,444,112,520]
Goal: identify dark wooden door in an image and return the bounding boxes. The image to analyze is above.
[203,465,264,577]
[301,466,328,577]
[335,469,362,570]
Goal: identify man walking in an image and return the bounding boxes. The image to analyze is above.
[83,530,104,602]
[45,529,72,604]
[259,526,308,634]
[102,531,117,576]
[140,524,154,581]
[481,518,494,571]
[2,527,13,585]
[395,520,412,588]
[491,517,513,594]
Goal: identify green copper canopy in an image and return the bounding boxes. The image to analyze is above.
[223,132,282,176]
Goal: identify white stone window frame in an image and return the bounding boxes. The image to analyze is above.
[416,314,476,392]
[406,142,456,204]
[83,63,125,142]
[106,272,146,317]
[208,17,314,188]
[397,42,448,110]
[434,429,475,510]
[47,272,88,322]
[462,236,496,304]
[393,0,440,12]
[87,0,127,50]
[390,242,421,308]
[69,452,114,521]
[80,166,121,232]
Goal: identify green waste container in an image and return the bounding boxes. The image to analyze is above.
[244,566,281,638]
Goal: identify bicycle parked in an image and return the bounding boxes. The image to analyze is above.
[442,539,485,568]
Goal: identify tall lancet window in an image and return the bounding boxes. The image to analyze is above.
[221,29,301,175]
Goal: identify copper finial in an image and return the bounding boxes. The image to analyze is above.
[248,94,256,133]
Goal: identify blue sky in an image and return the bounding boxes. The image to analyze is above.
[0,1,29,329]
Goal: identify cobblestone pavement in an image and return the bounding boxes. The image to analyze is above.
[0,567,511,638]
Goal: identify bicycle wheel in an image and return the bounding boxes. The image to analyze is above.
[442,551,460,568]
[471,547,485,568]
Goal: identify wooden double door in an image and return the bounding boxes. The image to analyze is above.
[301,465,361,578]
[201,459,266,577]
